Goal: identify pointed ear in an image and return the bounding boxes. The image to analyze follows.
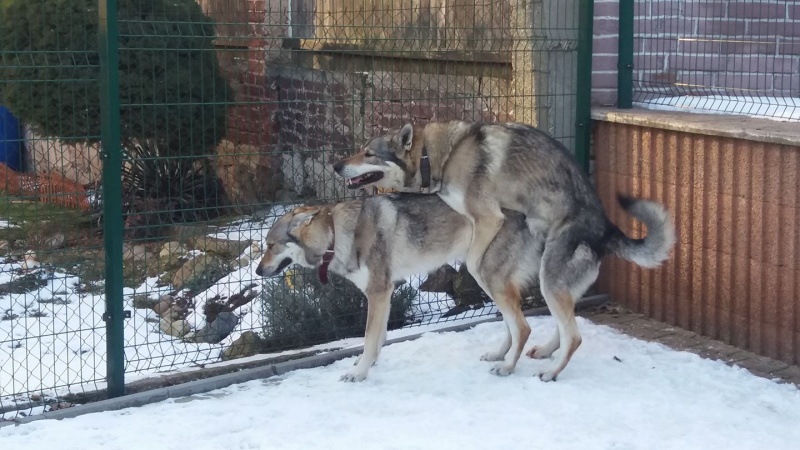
[393,123,414,152]
[289,207,321,232]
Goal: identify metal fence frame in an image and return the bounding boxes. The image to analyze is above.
[0,0,594,416]
[618,0,800,120]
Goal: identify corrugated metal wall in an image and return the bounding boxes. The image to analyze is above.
[593,120,800,365]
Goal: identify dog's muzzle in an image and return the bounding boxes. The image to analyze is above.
[255,258,292,277]
[344,172,385,189]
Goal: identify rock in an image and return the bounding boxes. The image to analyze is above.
[44,233,66,250]
[165,305,183,320]
[159,319,190,338]
[152,299,172,316]
[274,189,299,203]
[419,264,457,294]
[188,237,250,260]
[213,139,281,214]
[170,254,228,291]
[29,393,42,402]
[236,255,251,268]
[158,241,186,269]
[159,241,184,258]
[189,312,239,344]
[131,294,159,310]
[21,250,40,271]
[221,331,264,361]
[122,243,149,263]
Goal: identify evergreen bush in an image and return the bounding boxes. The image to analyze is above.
[0,0,232,157]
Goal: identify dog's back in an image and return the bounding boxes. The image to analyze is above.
[359,193,542,288]
[358,192,473,280]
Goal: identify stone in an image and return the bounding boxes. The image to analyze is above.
[164,304,183,320]
[152,299,172,316]
[170,254,228,291]
[131,294,159,310]
[236,255,252,268]
[44,233,66,250]
[213,139,281,214]
[419,264,457,294]
[274,189,299,203]
[188,237,250,260]
[158,241,186,267]
[221,331,264,361]
[122,243,149,263]
[189,312,239,344]
[159,319,190,338]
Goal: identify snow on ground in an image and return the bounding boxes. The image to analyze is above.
[637,95,800,122]
[1,203,483,405]
[2,316,799,450]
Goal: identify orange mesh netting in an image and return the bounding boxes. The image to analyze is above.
[0,163,91,211]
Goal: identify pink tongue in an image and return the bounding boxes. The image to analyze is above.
[347,176,364,185]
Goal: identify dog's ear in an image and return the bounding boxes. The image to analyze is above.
[393,123,413,152]
[288,207,321,232]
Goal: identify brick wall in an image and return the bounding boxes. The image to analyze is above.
[202,1,285,152]
[269,64,511,200]
[593,0,800,105]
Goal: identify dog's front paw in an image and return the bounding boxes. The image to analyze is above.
[353,355,361,366]
[339,371,368,382]
[480,351,506,362]
[489,364,514,377]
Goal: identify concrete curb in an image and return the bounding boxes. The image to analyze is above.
[2,294,607,428]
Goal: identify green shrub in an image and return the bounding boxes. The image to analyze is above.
[0,0,232,157]
[261,268,418,352]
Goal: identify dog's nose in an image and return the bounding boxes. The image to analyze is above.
[255,264,264,277]
[332,159,344,174]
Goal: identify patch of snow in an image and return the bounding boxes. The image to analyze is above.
[637,95,800,122]
[2,317,799,449]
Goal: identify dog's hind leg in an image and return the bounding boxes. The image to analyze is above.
[464,208,506,296]
[340,284,393,382]
[485,281,531,376]
[535,241,600,382]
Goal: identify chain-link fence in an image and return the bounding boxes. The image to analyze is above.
[623,0,800,120]
[0,0,591,419]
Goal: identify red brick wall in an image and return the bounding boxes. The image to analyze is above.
[206,1,280,153]
[593,0,800,105]
[268,65,509,198]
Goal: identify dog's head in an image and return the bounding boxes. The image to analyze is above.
[332,123,417,191]
[255,206,332,278]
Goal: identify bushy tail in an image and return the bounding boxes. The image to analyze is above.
[606,195,676,268]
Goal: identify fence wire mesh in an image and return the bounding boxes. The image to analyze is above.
[0,0,585,419]
[631,0,800,120]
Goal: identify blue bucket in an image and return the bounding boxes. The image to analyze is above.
[0,104,23,172]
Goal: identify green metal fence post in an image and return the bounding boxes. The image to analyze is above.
[575,0,594,174]
[618,0,634,108]
[98,0,126,398]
